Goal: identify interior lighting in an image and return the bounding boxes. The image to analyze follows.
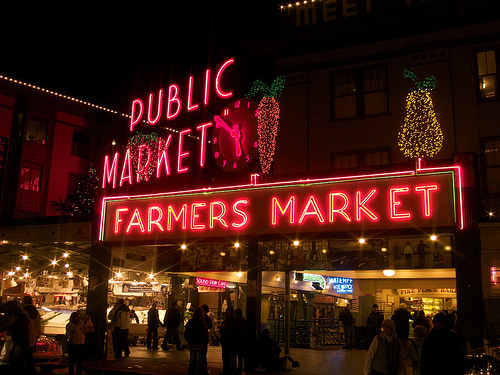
[322,249,327,253]
[293,240,300,246]
[276,276,281,282]
[51,260,57,266]
[63,252,69,258]
[64,263,69,268]
[67,272,73,277]
[181,244,187,250]
[22,255,28,260]
[359,238,365,244]
[24,273,30,278]
[15,266,20,271]
[237,272,242,278]
[234,242,240,248]
[269,250,275,255]
[430,235,437,241]
[7,271,15,276]
[381,247,387,252]
[148,273,154,279]
[383,269,396,277]
[220,252,226,256]
[116,272,122,278]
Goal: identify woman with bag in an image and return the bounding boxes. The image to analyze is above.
[363,319,405,375]
[66,312,93,375]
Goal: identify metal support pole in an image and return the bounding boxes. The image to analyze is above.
[284,270,290,356]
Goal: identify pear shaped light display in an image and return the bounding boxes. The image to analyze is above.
[246,76,286,174]
[398,70,443,158]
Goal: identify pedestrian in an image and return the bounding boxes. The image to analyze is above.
[391,303,411,344]
[405,325,427,375]
[420,312,466,375]
[339,304,355,349]
[21,295,41,375]
[219,307,234,375]
[231,308,246,375]
[4,300,29,375]
[255,329,281,371]
[147,302,161,350]
[184,306,209,375]
[66,312,93,375]
[403,241,413,268]
[201,304,213,331]
[412,310,430,330]
[363,319,405,375]
[108,299,124,356]
[416,240,428,268]
[163,301,184,350]
[366,304,384,345]
[117,302,138,357]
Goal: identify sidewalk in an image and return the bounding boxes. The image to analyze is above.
[51,345,367,375]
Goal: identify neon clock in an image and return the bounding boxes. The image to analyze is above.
[212,98,259,171]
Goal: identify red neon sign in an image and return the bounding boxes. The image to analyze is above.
[196,277,227,289]
[100,171,457,242]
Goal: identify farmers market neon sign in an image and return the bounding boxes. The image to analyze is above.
[100,166,463,242]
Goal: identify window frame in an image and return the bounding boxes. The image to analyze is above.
[330,64,389,120]
[481,136,500,197]
[475,48,499,102]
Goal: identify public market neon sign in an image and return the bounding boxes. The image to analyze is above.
[99,167,461,242]
[102,58,235,189]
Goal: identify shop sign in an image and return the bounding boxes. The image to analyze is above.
[196,277,227,289]
[327,277,353,294]
[398,288,456,298]
[198,286,226,293]
[100,169,459,242]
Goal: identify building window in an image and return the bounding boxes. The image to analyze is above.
[331,147,390,171]
[71,131,90,159]
[19,166,41,192]
[482,137,500,195]
[331,65,388,120]
[25,117,48,144]
[477,50,497,100]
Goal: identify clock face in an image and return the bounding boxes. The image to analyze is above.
[212,98,259,171]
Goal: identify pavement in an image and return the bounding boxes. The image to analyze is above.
[47,345,368,375]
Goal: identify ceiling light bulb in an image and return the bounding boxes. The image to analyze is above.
[383,269,395,277]
[63,252,69,258]
[22,255,28,260]
[51,260,57,266]
[237,272,242,277]
[181,244,187,250]
[359,238,365,244]
[293,240,299,246]
[234,242,240,248]
[430,235,437,241]
[64,263,69,268]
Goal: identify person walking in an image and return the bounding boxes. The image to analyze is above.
[163,301,184,350]
[339,304,355,349]
[108,299,125,356]
[147,302,161,350]
[66,312,94,375]
[420,312,465,375]
[366,304,384,344]
[405,325,427,375]
[363,319,405,375]
[231,308,246,375]
[184,306,209,375]
[220,307,234,375]
[21,295,41,375]
[4,300,29,375]
[117,303,138,356]
[412,310,430,331]
[391,303,411,344]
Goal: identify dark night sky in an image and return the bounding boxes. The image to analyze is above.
[0,3,280,112]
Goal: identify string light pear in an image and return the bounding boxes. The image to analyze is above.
[398,70,443,158]
[73,163,99,214]
[246,76,286,174]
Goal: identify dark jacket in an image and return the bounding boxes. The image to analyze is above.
[164,306,182,327]
[184,318,208,347]
[147,307,161,328]
[339,308,354,326]
[391,308,411,337]
[366,311,384,335]
[420,328,465,375]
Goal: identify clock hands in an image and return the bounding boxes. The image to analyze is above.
[214,115,242,158]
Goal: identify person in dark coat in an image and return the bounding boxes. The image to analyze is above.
[256,329,281,371]
[391,303,411,343]
[231,308,246,375]
[184,306,209,375]
[147,302,161,349]
[366,304,384,344]
[420,312,465,375]
[4,300,29,375]
[21,295,41,375]
[163,301,183,350]
[412,310,430,330]
[339,304,355,349]
[219,308,234,375]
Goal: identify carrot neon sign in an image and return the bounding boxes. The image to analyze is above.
[100,170,459,242]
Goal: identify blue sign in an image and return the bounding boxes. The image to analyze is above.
[327,277,353,294]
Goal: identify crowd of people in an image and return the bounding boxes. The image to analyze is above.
[363,303,467,375]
